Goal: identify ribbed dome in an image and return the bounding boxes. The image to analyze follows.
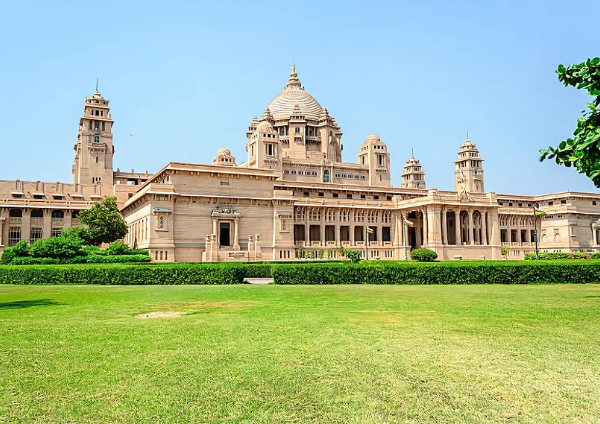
[267,64,323,121]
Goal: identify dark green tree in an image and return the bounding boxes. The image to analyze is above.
[540,58,600,186]
[76,197,128,246]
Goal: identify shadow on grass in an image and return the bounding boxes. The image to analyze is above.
[0,299,65,310]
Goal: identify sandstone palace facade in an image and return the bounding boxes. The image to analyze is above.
[2,65,600,262]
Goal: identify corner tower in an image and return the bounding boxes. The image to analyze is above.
[401,152,426,189]
[357,134,391,186]
[73,88,114,187]
[454,138,484,193]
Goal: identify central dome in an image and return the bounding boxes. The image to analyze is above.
[267,64,323,121]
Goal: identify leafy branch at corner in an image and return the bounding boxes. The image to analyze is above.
[540,57,600,186]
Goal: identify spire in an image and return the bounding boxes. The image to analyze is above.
[93,78,101,97]
[286,62,302,90]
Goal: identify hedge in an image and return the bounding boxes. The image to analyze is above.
[9,255,151,265]
[524,252,600,260]
[0,263,244,285]
[2,260,600,285]
[270,261,600,285]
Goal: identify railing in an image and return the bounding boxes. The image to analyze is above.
[295,241,306,248]
[369,241,379,247]
[326,241,336,247]
[341,241,351,247]
[382,242,393,247]
[311,241,322,247]
[502,242,509,246]
[356,241,365,247]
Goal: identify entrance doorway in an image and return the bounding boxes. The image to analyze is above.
[219,222,231,247]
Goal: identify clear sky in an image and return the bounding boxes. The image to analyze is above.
[1,0,599,195]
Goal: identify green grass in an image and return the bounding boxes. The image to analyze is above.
[1,285,599,423]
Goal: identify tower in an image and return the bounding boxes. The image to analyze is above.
[401,152,426,189]
[357,134,391,187]
[73,87,114,187]
[454,138,484,193]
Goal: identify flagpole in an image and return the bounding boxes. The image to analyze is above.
[533,203,539,260]
[365,226,369,261]
[404,221,408,260]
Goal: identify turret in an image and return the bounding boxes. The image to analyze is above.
[73,84,114,187]
[357,134,391,187]
[401,152,426,189]
[455,138,484,193]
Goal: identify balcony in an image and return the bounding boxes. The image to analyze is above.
[341,241,351,247]
[325,241,337,247]
[311,241,322,247]
[295,241,306,248]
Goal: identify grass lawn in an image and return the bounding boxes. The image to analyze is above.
[1,284,599,423]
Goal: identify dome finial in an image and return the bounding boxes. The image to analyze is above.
[291,61,297,78]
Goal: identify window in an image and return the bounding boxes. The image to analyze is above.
[594,201,597,206]
[361,156,365,165]
[518,203,522,207]
[9,209,22,217]
[561,200,566,204]
[303,192,309,197]
[329,131,333,136]
[11,193,22,199]
[51,210,64,218]
[295,127,300,134]
[95,156,98,164]
[8,227,21,246]
[347,194,352,199]
[33,194,43,199]
[92,177,102,184]
[30,228,43,244]
[318,192,324,197]
[387,196,392,201]
[94,121,99,131]
[508,202,513,207]
[280,129,285,136]
[333,193,339,198]
[94,136,99,143]
[267,144,274,156]
[101,111,104,116]
[95,110,99,116]
[102,122,105,131]
[323,170,330,183]
[51,228,62,237]
[361,194,366,199]
[549,201,554,206]
[31,209,43,218]
[378,155,384,167]
[373,195,379,200]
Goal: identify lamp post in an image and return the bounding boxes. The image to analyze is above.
[365,226,369,261]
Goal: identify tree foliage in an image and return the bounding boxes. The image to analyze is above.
[540,57,600,186]
[77,197,128,246]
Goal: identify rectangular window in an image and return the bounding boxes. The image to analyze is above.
[8,227,21,247]
[267,144,274,156]
[318,192,324,197]
[92,177,102,184]
[295,127,300,133]
[102,122,105,131]
[303,192,309,197]
[94,121,99,131]
[378,155,384,166]
[51,228,62,237]
[361,194,366,199]
[33,194,43,199]
[373,195,380,200]
[30,228,43,244]
[333,193,339,198]
[347,194,352,199]
[95,156,98,164]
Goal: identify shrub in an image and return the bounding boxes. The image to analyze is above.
[81,245,107,256]
[29,237,85,259]
[59,226,91,243]
[0,263,245,285]
[12,240,30,257]
[340,248,362,263]
[524,252,594,260]
[107,241,131,256]
[1,248,16,265]
[271,261,600,285]
[501,246,509,256]
[410,248,438,262]
[9,254,151,265]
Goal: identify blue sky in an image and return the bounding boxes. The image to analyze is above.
[1,0,599,195]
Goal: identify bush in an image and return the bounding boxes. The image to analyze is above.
[81,245,107,256]
[29,237,84,259]
[107,241,131,256]
[501,246,509,256]
[340,248,362,263]
[410,248,438,262]
[524,252,595,260]
[9,254,151,265]
[270,261,600,285]
[1,248,16,265]
[0,263,245,285]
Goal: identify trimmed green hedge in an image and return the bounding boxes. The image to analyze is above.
[270,261,600,285]
[524,252,600,260]
[0,263,244,285]
[9,255,151,265]
[2,260,600,285]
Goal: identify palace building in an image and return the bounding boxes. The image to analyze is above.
[2,65,600,262]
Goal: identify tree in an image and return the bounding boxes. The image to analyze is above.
[76,197,128,246]
[540,57,600,186]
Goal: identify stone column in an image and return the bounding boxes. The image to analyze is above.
[415,215,422,247]
[422,208,428,247]
[482,211,488,245]
[442,208,447,245]
[305,207,310,243]
[43,209,52,239]
[468,210,474,245]
[212,218,217,238]
[320,208,325,246]
[21,209,31,245]
[516,217,522,244]
[455,210,461,245]
[507,218,512,244]
[0,217,4,246]
[233,218,240,250]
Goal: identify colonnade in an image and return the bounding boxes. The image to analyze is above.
[440,208,489,246]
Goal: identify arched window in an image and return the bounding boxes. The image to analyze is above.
[31,209,43,218]
[51,210,64,219]
[9,209,22,217]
